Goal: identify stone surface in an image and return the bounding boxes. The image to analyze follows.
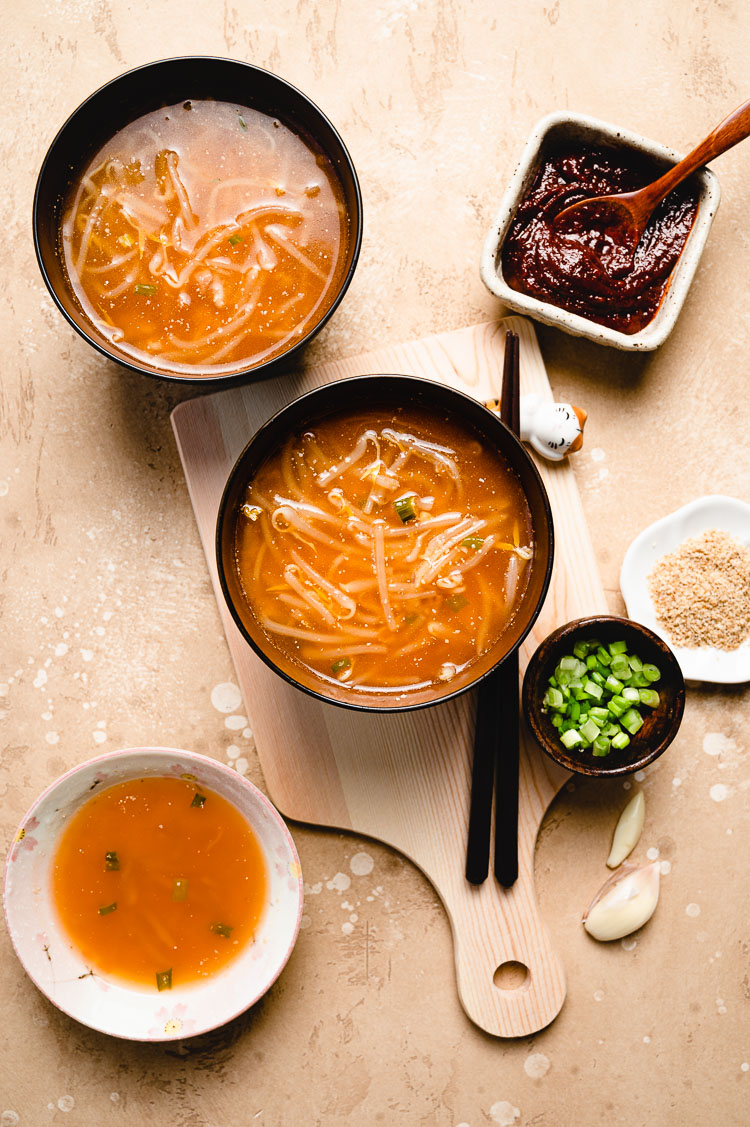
[1,2,749,1123]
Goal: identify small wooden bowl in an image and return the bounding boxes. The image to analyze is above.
[522,615,685,776]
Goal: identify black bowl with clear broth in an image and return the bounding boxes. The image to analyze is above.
[216,374,555,713]
[33,56,362,385]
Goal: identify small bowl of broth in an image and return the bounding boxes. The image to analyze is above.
[216,374,554,711]
[3,747,303,1040]
[33,56,362,383]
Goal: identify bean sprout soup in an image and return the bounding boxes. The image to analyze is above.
[60,100,350,376]
[233,406,534,696]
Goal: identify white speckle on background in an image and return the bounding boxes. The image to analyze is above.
[703,732,734,757]
[110,1093,120,1103]
[242,727,253,739]
[741,1062,749,1073]
[0,481,9,497]
[341,921,354,935]
[234,758,249,775]
[672,777,682,787]
[710,783,729,802]
[591,447,606,462]
[54,607,63,618]
[299,914,311,930]
[0,685,7,698]
[686,903,701,918]
[93,730,107,744]
[225,715,247,730]
[227,745,240,760]
[647,847,659,860]
[55,643,68,657]
[304,882,322,895]
[598,467,609,481]
[211,682,242,713]
[327,872,351,892]
[45,731,59,745]
[57,1096,75,1113]
[622,780,632,790]
[643,1035,651,1044]
[633,770,646,782]
[33,669,47,688]
[1,1112,21,1127]
[660,860,671,875]
[524,1052,550,1079]
[350,852,374,876]
[81,649,93,662]
[489,1101,520,1126]
[593,990,604,1002]
[717,997,727,1015]
[456,1122,471,1127]
[621,937,637,951]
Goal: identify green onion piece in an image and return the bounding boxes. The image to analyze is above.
[589,670,605,686]
[134,283,157,296]
[461,536,485,550]
[573,640,589,660]
[238,114,247,129]
[585,655,599,670]
[544,687,565,711]
[583,679,603,701]
[643,663,661,683]
[610,657,630,680]
[156,969,173,992]
[628,654,643,672]
[605,674,624,694]
[595,647,611,666]
[104,851,120,871]
[331,657,352,674]
[98,902,117,916]
[172,878,188,902]
[608,695,628,718]
[550,713,563,729]
[621,708,644,735]
[622,687,641,704]
[560,728,583,749]
[568,700,581,723]
[210,922,234,939]
[580,718,601,743]
[394,495,418,523]
[638,688,660,708]
[592,735,611,757]
[446,593,469,613]
[588,706,610,725]
[611,730,631,750]
[404,613,423,626]
[228,234,243,245]
[559,656,580,672]
[608,640,628,656]
[191,792,206,809]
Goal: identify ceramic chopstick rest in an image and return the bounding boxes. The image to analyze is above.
[484,393,587,461]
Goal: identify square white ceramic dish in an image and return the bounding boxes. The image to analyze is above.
[3,747,303,1040]
[480,111,721,351]
[619,495,750,684]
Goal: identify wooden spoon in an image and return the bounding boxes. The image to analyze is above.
[554,96,750,257]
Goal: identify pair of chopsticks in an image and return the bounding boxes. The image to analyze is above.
[465,330,520,888]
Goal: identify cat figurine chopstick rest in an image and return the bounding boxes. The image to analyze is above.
[485,393,587,461]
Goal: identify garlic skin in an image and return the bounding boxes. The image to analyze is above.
[607,791,645,868]
[583,862,660,942]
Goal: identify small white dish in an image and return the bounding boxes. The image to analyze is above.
[480,111,721,351]
[620,496,750,684]
[3,747,303,1040]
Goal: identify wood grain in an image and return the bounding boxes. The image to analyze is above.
[171,317,608,1037]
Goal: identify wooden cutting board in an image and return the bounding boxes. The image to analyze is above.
[171,317,607,1038]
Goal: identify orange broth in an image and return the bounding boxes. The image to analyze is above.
[60,100,350,376]
[51,776,267,990]
[234,406,534,695]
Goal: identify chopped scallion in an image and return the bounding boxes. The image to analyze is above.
[134,283,157,296]
[191,792,206,809]
[331,657,351,674]
[228,234,243,245]
[210,922,234,939]
[156,969,173,992]
[98,902,117,916]
[104,851,120,871]
[238,115,247,129]
[461,536,485,550]
[446,593,469,613]
[394,495,418,523]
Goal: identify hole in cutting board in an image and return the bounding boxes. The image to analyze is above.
[494,960,529,991]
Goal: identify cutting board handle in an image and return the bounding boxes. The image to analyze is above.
[445,860,567,1038]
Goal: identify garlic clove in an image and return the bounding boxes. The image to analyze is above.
[606,791,645,868]
[583,861,660,942]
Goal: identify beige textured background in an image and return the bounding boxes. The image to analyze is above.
[1,1,749,1124]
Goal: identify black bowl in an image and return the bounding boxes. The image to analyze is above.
[522,615,686,776]
[33,56,362,385]
[216,374,555,712]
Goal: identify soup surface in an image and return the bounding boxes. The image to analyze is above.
[234,406,534,695]
[61,100,350,375]
[52,776,267,990]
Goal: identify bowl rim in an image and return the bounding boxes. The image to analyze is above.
[521,613,686,776]
[3,746,304,1040]
[215,371,555,713]
[32,54,363,386]
[479,109,721,352]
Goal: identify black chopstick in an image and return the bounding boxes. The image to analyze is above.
[465,330,521,886]
[494,331,520,888]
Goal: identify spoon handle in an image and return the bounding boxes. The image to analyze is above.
[639,96,750,212]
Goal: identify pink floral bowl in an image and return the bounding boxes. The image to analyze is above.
[3,747,303,1040]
